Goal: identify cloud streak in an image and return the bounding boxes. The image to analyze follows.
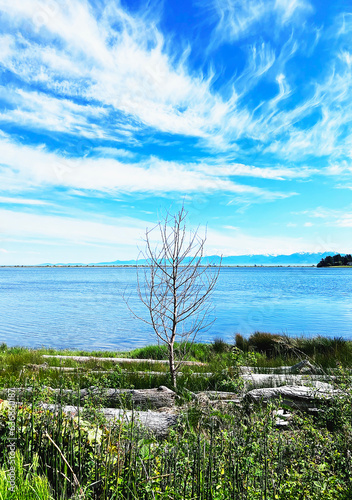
[0,137,291,201]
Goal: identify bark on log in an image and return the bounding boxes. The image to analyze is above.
[86,386,176,409]
[241,374,336,389]
[1,386,176,410]
[244,383,342,411]
[39,404,178,438]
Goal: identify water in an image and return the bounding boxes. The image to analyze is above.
[0,266,351,350]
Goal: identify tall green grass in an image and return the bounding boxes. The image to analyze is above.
[0,335,352,498]
[235,332,352,369]
[1,394,352,499]
[0,452,54,499]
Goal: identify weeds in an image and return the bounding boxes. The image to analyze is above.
[0,336,351,498]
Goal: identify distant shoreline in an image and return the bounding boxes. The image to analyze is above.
[0,264,320,268]
[2,264,352,269]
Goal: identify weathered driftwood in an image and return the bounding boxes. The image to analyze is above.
[289,360,318,374]
[1,386,177,410]
[42,355,205,366]
[86,386,176,409]
[241,373,336,390]
[240,361,321,374]
[244,382,342,411]
[196,391,240,401]
[39,404,178,438]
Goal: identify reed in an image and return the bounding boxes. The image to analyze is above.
[0,335,352,498]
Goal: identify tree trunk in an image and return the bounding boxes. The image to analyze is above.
[169,343,177,389]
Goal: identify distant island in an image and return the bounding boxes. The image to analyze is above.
[317,253,352,267]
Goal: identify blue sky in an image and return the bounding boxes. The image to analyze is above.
[0,0,352,264]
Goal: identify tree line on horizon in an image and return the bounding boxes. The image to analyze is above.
[317,253,352,267]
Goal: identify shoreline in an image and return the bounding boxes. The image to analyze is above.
[0,264,320,268]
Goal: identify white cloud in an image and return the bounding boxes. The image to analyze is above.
[274,0,313,24]
[336,214,352,227]
[204,226,317,255]
[205,0,312,47]
[0,208,329,258]
[0,196,49,205]
[0,0,314,152]
[294,207,352,230]
[0,137,292,200]
[0,0,350,165]
[198,162,316,180]
[0,1,234,141]
[0,87,115,139]
[0,209,148,248]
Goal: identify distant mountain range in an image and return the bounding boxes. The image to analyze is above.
[37,252,345,267]
[44,252,341,267]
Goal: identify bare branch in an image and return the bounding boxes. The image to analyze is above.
[128,206,221,388]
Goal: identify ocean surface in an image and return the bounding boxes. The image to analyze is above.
[0,266,351,350]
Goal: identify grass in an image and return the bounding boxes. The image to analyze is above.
[0,451,54,499]
[0,334,352,498]
[236,332,352,369]
[1,386,352,499]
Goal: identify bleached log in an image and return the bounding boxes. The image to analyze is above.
[1,386,177,410]
[39,404,178,438]
[244,383,342,411]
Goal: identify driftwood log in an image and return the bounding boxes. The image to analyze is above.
[244,382,342,411]
[39,404,178,438]
[86,386,176,409]
[1,386,177,410]
[241,374,337,390]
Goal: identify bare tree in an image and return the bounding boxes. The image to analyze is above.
[135,206,221,388]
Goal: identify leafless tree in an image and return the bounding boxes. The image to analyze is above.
[135,206,221,388]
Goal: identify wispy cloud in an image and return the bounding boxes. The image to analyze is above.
[204,0,313,47]
[0,196,49,205]
[294,206,352,229]
[0,0,321,156]
[0,1,232,141]
[0,136,292,200]
[204,225,316,255]
[336,214,352,227]
[197,161,316,180]
[0,209,148,248]
[0,87,113,139]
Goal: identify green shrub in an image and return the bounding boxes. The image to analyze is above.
[235,333,248,352]
[212,337,230,354]
[248,331,284,357]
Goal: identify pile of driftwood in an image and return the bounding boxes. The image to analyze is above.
[2,357,346,436]
[1,379,344,436]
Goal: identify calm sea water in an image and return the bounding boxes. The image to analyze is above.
[0,266,351,350]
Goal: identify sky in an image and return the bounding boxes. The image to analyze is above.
[0,0,352,265]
